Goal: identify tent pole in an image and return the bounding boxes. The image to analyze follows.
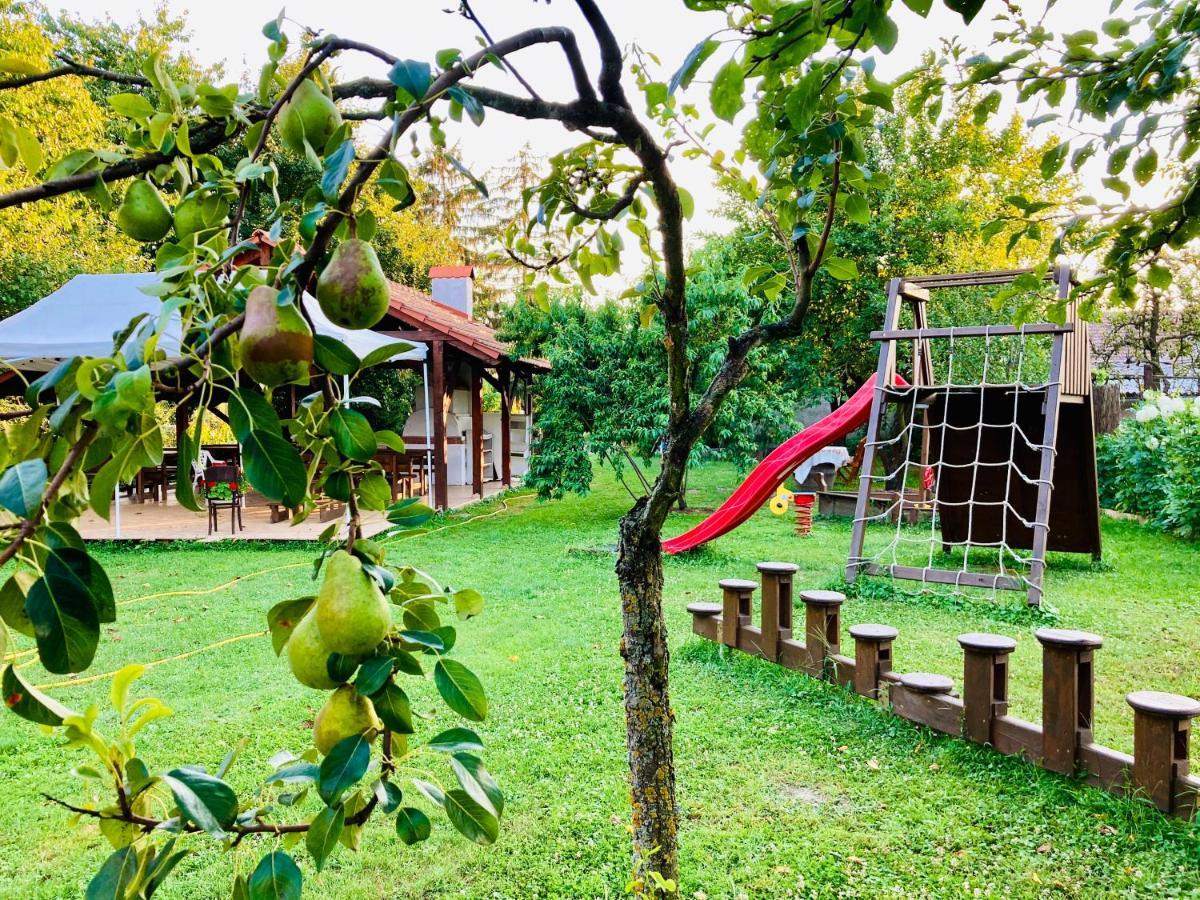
[422,360,433,508]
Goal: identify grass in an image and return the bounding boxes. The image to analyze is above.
[1,462,1198,898]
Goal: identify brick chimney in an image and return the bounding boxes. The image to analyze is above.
[428,266,475,318]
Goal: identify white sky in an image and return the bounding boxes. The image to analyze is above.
[44,1,1138,277]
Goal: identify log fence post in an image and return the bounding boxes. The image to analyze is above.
[1035,628,1102,774]
[1127,691,1200,813]
[719,578,756,649]
[756,562,797,662]
[849,624,897,700]
[799,589,845,677]
[958,633,1018,745]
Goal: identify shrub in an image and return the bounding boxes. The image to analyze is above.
[1097,392,1200,537]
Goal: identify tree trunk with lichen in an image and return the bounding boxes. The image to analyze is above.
[617,495,678,895]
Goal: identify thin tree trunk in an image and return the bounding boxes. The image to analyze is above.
[616,498,678,895]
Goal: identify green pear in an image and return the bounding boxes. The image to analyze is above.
[278,79,342,159]
[174,192,230,237]
[313,684,382,755]
[315,550,391,656]
[287,609,339,690]
[116,180,172,242]
[316,239,391,330]
[239,285,313,387]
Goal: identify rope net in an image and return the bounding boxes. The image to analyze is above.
[850,324,1060,600]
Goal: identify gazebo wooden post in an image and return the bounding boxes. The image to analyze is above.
[471,364,483,497]
[499,367,512,487]
[430,339,448,510]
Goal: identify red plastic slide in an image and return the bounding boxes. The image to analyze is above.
[662,377,881,554]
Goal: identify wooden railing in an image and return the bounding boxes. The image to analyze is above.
[687,562,1200,818]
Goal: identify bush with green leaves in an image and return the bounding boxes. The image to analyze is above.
[1098,392,1200,538]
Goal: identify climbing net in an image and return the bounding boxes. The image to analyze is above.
[849,326,1060,600]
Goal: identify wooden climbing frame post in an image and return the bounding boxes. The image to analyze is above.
[1036,628,1102,774]
[958,633,1017,745]
[1127,691,1200,813]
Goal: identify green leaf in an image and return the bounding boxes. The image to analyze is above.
[868,11,899,54]
[669,38,718,95]
[318,734,370,805]
[443,789,499,845]
[85,847,139,900]
[360,342,415,370]
[386,497,434,528]
[372,682,414,734]
[0,53,41,75]
[3,664,76,725]
[312,334,360,377]
[264,761,320,786]
[355,656,394,696]
[395,806,431,845]
[242,430,306,507]
[0,458,47,518]
[427,727,483,753]
[162,769,238,837]
[331,407,377,461]
[25,566,100,674]
[0,572,34,637]
[1133,149,1158,186]
[228,388,282,441]
[399,629,444,651]
[710,59,745,123]
[844,194,870,225]
[108,93,155,119]
[822,257,859,281]
[434,659,487,722]
[305,803,344,872]
[902,0,933,14]
[450,587,484,620]
[1147,263,1172,290]
[267,597,315,656]
[451,752,503,817]
[374,429,405,453]
[357,474,391,511]
[374,779,403,813]
[248,850,302,900]
[388,59,432,102]
[43,545,114,624]
[326,652,358,684]
[321,140,355,202]
[1040,142,1069,179]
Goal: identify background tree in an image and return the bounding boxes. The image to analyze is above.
[919,0,1200,311]
[1093,247,1200,392]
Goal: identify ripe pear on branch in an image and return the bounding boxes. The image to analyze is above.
[278,78,342,160]
[287,608,339,690]
[238,285,313,388]
[315,550,391,656]
[115,179,172,242]
[313,684,382,755]
[316,239,391,330]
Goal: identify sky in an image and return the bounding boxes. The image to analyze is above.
[42,1,1132,279]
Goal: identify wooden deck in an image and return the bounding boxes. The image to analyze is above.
[76,482,510,542]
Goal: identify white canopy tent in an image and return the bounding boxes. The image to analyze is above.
[0,273,435,534]
[0,272,427,370]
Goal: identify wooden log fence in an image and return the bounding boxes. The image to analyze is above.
[686,568,1200,818]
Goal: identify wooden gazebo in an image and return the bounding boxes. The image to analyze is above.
[377,267,549,510]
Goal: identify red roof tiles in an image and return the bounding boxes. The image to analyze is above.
[384,281,549,372]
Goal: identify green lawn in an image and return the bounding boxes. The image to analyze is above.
[1,463,1198,898]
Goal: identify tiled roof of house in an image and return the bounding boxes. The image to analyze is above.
[384,281,550,372]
